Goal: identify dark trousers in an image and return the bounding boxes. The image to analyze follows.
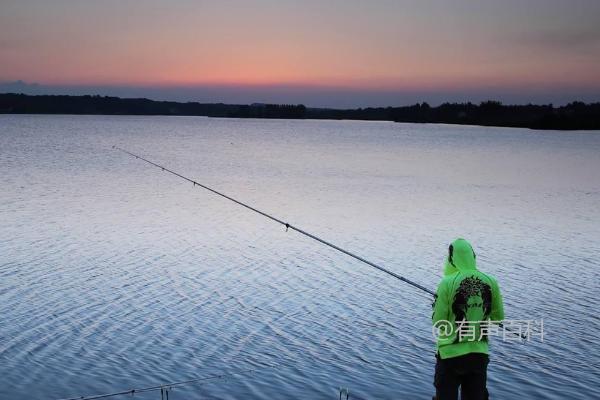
[434,353,489,400]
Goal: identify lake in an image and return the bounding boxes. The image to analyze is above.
[1,115,599,399]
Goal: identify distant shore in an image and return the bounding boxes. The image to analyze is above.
[1,93,599,130]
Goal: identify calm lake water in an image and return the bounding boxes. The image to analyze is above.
[1,115,599,399]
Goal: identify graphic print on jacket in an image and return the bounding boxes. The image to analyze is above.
[452,276,493,342]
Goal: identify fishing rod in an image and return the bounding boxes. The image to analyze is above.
[113,146,525,339]
[113,145,435,296]
[56,366,267,400]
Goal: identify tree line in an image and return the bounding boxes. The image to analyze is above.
[1,93,598,130]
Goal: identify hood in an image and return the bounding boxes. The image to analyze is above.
[445,238,477,273]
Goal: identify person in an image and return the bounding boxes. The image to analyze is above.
[432,238,504,400]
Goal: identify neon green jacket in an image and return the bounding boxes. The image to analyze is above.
[432,238,504,359]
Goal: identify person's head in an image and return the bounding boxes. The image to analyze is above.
[443,238,477,275]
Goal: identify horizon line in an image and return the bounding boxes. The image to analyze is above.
[3,91,599,111]
[2,79,600,109]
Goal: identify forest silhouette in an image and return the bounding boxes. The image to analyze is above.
[1,93,598,130]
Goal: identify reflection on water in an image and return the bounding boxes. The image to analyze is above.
[1,115,599,399]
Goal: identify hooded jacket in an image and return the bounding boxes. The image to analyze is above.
[432,238,504,359]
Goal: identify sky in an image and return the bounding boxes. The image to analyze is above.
[1,0,599,107]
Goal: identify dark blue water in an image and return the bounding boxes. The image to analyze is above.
[1,115,599,399]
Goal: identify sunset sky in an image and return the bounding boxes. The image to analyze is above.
[1,0,599,107]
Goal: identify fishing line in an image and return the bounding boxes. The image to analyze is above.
[112,146,524,339]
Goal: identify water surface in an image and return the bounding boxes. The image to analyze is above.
[1,115,599,399]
